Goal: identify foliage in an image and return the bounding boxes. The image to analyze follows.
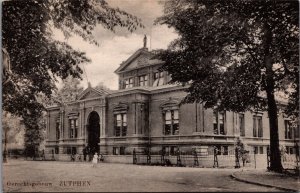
[2,0,143,119]
[95,82,111,92]
[54,76,84,103]
[155,0,298,114]
[155,0,299,172]
[3,0,143,154]
[2,112,25,148]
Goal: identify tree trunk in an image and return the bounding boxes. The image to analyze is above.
[266,83,283,172]
[264,24,283,172]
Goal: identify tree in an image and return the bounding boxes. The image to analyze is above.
[54,76,84,103]
[2,111,26,161]
[3,0,143,156]
[2,0,143,119]
[155,0,299,172]
[95,82,111,92]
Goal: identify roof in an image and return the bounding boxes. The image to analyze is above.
[114,47,164,74]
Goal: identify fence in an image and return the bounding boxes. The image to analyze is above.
[133,147,299,170]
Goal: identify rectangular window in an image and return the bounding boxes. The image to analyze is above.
[113,147,118,155]
[124,78,134,88]
[124,79,129,89]
[75,119,78,138]
[285,120,292,139]
[120,147,125,155]
[239,114,245,136]
[56,121,60,140]
[257,116,263,137]
[253,117,257,137]
[122,114,127,136]
[115,113,127,137]
[138,75,148,86]
[164,110,179,135]
[153,71,164,86]
[259,146,264,154]
[213,111,218,134]
[253,115,263,137]
[254,146,258,154]
[69,119,78,139]
[219,112,225,135]
[213,111,226,135]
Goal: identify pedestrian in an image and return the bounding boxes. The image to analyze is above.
[92,153,98,167]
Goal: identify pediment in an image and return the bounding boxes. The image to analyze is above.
[78,87,108,100]
[115,48,164,73]
[160,98,180,110]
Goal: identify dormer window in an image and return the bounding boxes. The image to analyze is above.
[125,78,134,89]
[138,75,148,86]
[153,72,164,86]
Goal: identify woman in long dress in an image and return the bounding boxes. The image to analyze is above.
[92,153,98,167]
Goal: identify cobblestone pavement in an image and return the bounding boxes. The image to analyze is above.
[3,159,284,192]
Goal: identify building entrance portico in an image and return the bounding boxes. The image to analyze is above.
[87,111,100,154]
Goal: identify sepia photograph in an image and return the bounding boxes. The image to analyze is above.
[2,0,299,192]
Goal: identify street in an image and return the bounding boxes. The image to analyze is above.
[3,159,282,192]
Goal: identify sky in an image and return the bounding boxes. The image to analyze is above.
[53,0,178,90]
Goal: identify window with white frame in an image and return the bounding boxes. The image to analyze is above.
[284,120,293,139]
[124,78,134,88]
[163,109,179,135]
[138,75,148,86]
[69,119,78,138]
[253,115,263,137]
[114,113,127,137]
[239,113,245,136]
[213,111,225,135]
[153,71,164,86]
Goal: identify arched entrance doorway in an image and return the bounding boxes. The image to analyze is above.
[87,111,100,154]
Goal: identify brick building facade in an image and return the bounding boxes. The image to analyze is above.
[45,46,297,161]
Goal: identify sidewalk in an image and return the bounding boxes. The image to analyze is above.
[231,169,299,192]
